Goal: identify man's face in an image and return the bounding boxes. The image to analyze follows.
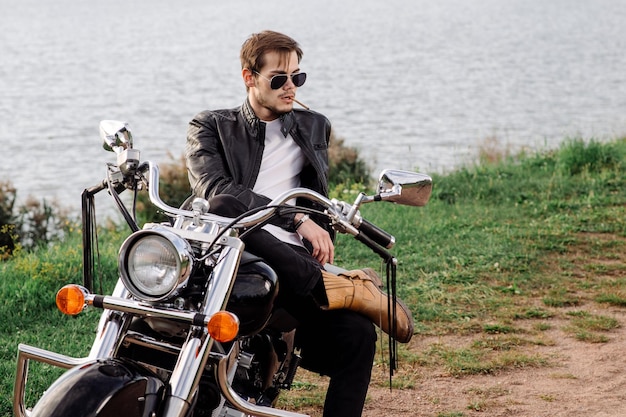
[247,50,301,121]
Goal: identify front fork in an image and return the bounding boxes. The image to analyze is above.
[159,243,243,416]
[14,240,243,417]
[14,241,309,417]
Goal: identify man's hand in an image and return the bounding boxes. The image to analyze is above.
[296,215,334,265]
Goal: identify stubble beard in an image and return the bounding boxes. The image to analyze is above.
[254,90,292,120]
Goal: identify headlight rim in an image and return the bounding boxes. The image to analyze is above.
[119,226,194,302]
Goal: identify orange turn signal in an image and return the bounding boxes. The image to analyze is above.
[207,311,239,342]
[56,285,87,315]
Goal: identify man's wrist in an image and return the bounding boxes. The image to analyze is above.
[294,214,310,230]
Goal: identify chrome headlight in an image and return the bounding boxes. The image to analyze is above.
[119,227,194,302]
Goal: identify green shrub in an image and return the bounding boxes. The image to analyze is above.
[135,153,192,224]
[0,181,18,257]
[0,182,70,258]
[17,197,70,249]
[328,131,371,187]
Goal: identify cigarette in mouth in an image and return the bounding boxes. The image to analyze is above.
[293,98,310,110]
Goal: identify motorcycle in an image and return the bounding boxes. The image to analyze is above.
[13,120,432,417]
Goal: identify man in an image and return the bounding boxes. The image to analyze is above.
[185,30,413,417]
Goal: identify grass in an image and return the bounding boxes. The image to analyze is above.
[1,136,626,416]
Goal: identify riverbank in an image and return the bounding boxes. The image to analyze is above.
[1,137,625,416]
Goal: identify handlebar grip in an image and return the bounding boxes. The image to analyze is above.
[355,231,394,261]
[357,219,395,249]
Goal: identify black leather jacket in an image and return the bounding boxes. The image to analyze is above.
[185,99,333,234]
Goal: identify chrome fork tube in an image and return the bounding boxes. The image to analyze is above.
[88,279,129,359]
[160,242,243,417]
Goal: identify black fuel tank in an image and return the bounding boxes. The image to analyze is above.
[226,253,279,336]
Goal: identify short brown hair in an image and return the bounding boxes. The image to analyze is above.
[240,30,303,72]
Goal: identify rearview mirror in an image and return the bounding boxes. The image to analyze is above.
[100,120,133,153]
[377,169,432,206]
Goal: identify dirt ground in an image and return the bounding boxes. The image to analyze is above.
[285,232,626,416]
[361,309,626,417]
[358,233,626,417]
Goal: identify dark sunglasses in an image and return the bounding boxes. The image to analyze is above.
[253,71,307,89]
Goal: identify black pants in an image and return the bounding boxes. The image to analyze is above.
[210,195,376,417]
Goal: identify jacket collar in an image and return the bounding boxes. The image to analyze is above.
[242,98,295,139]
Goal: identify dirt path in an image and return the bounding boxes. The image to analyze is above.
[287,232,626,417]
[363,308,626,417]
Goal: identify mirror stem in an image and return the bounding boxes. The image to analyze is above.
[346,193,368,222]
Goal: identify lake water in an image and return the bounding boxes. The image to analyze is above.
[2,0,626,216]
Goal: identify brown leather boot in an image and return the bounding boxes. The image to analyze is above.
[321,269,414,343]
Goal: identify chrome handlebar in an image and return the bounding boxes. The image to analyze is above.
[143,160,349,231]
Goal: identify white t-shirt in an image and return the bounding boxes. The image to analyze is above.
[253,119,306,247]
